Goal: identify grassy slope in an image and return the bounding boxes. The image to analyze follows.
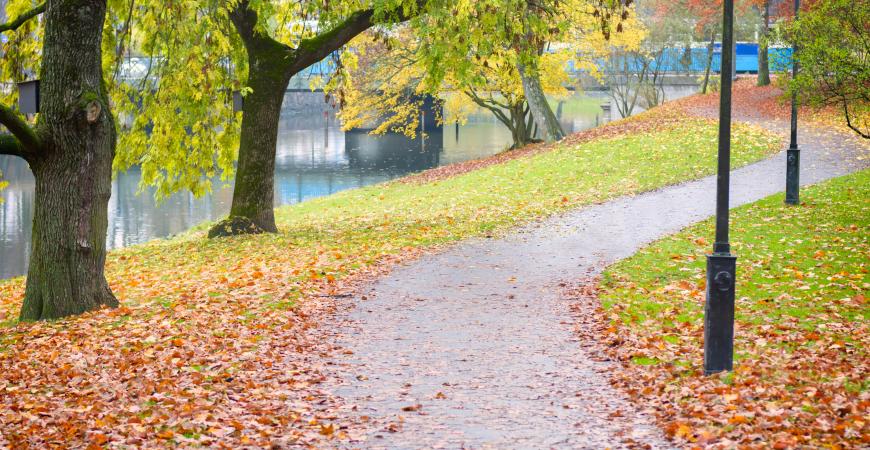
[1,115,780,323]
[0,108,781,446]
[598,170,869,447]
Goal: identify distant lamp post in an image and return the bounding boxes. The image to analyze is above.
[704,0,737,376]
[17,80,40,114]
[232,90,244,113]
[785,0,801,205]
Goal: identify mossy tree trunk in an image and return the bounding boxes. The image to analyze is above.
[225,5,294,234]
[0,0,118,321]
[757,0,771,86]
[213,0,387,237]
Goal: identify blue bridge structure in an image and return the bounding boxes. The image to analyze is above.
[574,42,794,75]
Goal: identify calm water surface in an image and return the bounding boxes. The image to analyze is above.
[0,95,606,279]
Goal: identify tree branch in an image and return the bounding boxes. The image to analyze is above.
[0,2,46,33]
[290,9,377,73]
[464,89,512,128]
[290,2,425,74]
[0,104,40,155]
[0,134,24,157]
[844,101,870,139]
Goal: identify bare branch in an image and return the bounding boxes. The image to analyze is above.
[844,101,870,139]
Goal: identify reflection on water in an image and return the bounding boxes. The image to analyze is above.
[1,96,604,279]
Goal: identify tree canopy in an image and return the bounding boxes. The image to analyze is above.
[785,0,869,138]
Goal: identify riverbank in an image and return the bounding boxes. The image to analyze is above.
[0,98,782,446]
[588,169,868,448]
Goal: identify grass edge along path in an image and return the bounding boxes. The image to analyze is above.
[0,107,780,447]
[594,169,869,449]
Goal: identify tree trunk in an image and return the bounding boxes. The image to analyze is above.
[757,1,771,86]
[210,0,387,237]
[517,62,564,142]
[223,43,292,234]
[210,5,294,236]
[224,64,290,234]
[508,102,532,149]
[19,0,118,321]
[462,89,532,150]
[702,30,716,94]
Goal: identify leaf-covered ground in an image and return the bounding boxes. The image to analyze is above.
[0,105,781,447]
[593,169,869,448]
[680,77,867,138]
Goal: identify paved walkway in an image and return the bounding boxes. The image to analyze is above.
[324,122,868,449]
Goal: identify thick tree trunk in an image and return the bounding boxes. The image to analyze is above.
[19,0,118,321]
[517,62,564,142]
[223,45,292,234]
[757,1,771,86]
[211,5,294,236]
[210,0,387,237]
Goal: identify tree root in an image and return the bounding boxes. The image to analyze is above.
[207,216,267,238]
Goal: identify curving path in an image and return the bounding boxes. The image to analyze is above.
[323,120,868,449]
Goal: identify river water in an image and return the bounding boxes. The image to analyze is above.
[0,94,608,279]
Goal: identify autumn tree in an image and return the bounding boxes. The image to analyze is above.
[335,1,641,149]
[103,0,430,237]
[0,0,119,321]
[756,0,770,86]
[510,0,638,142]
[335,29,575,149]
[210,0,427,236]
[406,0,637,144]
[785,0,869,138]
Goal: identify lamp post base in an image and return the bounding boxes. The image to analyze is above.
[785,147,800,205]
[704,253,737,375]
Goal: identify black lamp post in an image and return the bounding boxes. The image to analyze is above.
[704,0,737,376]
[785,0,801,205]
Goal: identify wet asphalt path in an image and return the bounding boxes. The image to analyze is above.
[326,124,868,449]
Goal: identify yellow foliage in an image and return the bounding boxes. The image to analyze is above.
[334,1,645,137]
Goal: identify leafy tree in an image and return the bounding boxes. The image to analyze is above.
[335,6,640,149]
[407,0,637,144]
[208,0,428,236]
[641,0,761,93]
[0,0,424,318]
[756,0,770,86]
[25,0,426,239]
[330,29,452,139]
[0,0,119,321]
[785,0,869,138]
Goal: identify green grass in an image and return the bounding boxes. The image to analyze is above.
[596,169,869,447]
[272,119,778,250]
[0,116,781,327]
[549,95,605,117]
[0,112,786,448]
[600,169,869,338]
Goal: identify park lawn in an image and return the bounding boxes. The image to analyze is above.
[0,112,780,447]
[597,169,869,448]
